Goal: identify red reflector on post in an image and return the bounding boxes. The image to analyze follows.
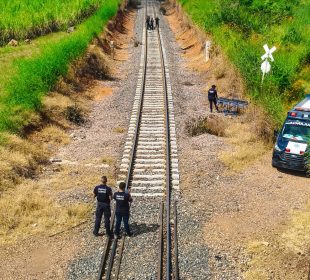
[290,112,297,117]
[285,148,291,152]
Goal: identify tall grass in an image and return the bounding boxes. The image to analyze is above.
[0,0,105,45]
[178,0,310,126]
[0,0,120,133]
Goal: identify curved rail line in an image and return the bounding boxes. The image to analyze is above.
[97,1,179,279]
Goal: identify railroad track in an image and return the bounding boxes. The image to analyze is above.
[97,0,179,278]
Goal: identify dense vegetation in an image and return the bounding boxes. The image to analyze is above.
[0,0,105,45]
[0,0,120,133]
[178,0,310,126]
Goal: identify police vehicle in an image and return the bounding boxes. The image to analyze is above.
[272,94,310,172]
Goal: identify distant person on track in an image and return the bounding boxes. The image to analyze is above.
[114,182,133,238]
[93,176,113,237]
[146,15,150,30]
[150,17,154,30]
[208,85,219,113]
[155,17,159,29]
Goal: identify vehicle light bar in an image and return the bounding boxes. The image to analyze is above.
[295,107,307,111]
[295,99,310,111]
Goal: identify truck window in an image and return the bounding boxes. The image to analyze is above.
[282,124,310,142]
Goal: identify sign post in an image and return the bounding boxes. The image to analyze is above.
[205,40,211,62]
[110,41,115,60]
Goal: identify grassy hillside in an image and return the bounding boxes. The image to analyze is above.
[0,0,104,45]
[177,0,310,126]
[0,0,120,133]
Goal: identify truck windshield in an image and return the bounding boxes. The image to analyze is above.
[282,124,310,142]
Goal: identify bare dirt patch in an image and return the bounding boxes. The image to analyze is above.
[0,224,93,280]
[90,86,113,101]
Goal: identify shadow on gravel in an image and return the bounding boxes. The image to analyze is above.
[276,168,309,178]
[130,222,159,237]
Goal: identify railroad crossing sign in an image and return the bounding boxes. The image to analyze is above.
[261,44,276,83]
[261,44,276,62]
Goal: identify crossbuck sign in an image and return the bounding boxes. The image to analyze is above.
[261,44,276,83]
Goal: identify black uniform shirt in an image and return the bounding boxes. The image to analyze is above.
[94,185,112,204]
[208,88,218,100]
[114,191,133,214]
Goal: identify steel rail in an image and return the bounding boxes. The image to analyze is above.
[115,235,126,280]
[97,209,116,280]
[157,202,164,280]
[106,238,118,280]
[124,0,148,192]
[97,1,149,278]
[174,200,179,280]
[153,3,172,279]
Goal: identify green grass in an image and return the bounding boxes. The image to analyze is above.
[178,0,310,127]
[0,0,120,133]
[0,0,105,45]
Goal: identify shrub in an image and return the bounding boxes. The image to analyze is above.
[282,27,303,45]
[128,0,141,9]
[76,45,111,80]
[65,105,85,125]
[185,115,227,137]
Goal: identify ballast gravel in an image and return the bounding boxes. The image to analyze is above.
[66,4,152,280]
[67,1,241,279]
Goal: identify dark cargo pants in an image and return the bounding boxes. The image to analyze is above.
[209,98,219,112]
[114,212,131,236]
[94,202,111,235]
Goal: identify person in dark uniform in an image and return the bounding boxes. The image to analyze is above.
[208,85,219,113]
[146,16,150,30]
[114,182,133,238]
[93,176,113,237]
[155,17,159,29]
[150,17,154,30]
